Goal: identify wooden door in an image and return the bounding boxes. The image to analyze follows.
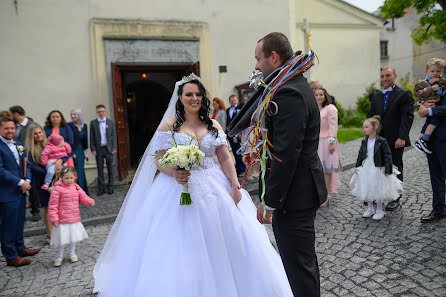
[111,63,128,180]
[186,62,200,76]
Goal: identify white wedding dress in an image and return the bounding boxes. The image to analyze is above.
[93,129,293,297]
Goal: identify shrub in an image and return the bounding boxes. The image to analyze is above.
[335,101,345,123]
[340,110,366,128]
[356,83,376,115]
[400,72,415,98]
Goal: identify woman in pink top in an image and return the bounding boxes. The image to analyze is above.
[315,88,342,206]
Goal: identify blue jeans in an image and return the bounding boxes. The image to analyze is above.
[44,164,55,185]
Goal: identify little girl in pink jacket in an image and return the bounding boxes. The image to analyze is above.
[48,166,95,267]
[41,134,72,190]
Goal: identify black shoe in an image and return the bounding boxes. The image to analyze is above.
[413,138,432,154]
[32,213,41,222]
[385,198,400,211]
[421,211,446,223]
[97,190,105,196]
[107,188,114,194]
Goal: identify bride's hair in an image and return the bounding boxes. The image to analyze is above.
[174,79,218,136]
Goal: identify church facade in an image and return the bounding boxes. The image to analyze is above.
[0,0,382,178]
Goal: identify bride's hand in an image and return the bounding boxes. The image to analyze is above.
[174,169,190,185]
[230,185,242,206]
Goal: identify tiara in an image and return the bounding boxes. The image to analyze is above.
[179,73,201,85]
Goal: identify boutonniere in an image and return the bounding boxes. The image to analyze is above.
[16,145,24,156]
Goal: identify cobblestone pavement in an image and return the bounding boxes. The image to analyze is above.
[2,115,445,297]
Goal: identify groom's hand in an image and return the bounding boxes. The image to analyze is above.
[257,205,273,224]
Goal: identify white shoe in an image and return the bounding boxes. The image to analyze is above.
[372,211,384,220]
[70,255,78,263]
[363,208,374,218]
[54,258,62,267]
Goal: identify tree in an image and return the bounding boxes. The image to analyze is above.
[380,0,446,45]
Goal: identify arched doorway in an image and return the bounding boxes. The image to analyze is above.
[112,63,199,179]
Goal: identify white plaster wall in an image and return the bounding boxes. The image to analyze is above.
[294,0,383,108]
[0,0,290,125]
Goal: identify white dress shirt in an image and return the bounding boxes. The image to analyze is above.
[0,135,27,186]
[98,117,107,146]
[229,106,236,119]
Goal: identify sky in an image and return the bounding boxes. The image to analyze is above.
[342,0,385,13]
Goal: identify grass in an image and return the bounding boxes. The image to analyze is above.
[337,128,364,143]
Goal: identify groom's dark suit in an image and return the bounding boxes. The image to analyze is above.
[263,73,327,296]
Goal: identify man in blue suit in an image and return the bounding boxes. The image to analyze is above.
[0,116,40,266]
[226,95,246,176]
[418,96,446,223]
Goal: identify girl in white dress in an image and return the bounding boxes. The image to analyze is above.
[93,74,293,297]
[350,116,403,220]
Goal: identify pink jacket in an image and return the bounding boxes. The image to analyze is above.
[319,104,338,138]
[48,180,94,224]
[41,143,71,166]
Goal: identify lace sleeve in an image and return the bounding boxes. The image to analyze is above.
[152,131,174,152]
[215,130,228,147]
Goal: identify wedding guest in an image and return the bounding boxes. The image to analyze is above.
[226,95,245,176]
[25,123,52,243]
[69,109,90,195]
[212,97,227,131]
[0,116,40,267]
[350,116,402,220]
[48,166,95,267]
[367,66,414,211]
[9,106,34,145]
[90,105,117,195]
[9,105,39,220]
[0,111,12,118]
[315,88,342,206]
[310,81,336,105]
[44,110,74,169]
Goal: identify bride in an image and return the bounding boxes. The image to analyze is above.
[93,74,293,297]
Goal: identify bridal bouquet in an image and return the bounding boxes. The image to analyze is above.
[160,144,205,205]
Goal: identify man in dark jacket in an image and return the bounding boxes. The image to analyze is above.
[367,66,414,211]
[418,96,446,222]
[226,95,245,176]
[251,32,327,297]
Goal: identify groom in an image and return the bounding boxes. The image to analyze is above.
[248,32,327,296]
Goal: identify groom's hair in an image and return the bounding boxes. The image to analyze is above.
[258,32,293,64]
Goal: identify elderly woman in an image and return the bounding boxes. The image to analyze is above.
[212,97,227,131]
[25,123,52,243]
[68,109,90,195]
[44,110,74,170]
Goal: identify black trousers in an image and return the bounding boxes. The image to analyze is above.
[28,187,40,215]
[391,147,404,182]
[427,139,446,215]
[96,146,114,191]
[272,207,320,297]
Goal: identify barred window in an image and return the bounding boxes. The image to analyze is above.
[380,41,388,59]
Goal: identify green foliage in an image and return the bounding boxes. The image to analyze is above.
[356,83,375,115]
[380,0,446,45]
[337,128,364,143]
[400,72,415,98]
[335,101,345,122]
[339,110,366,128]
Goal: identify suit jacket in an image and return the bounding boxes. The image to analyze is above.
[355,136,393,174]
[429,93,446,141]
[68,122,88,151]
[367,85,414,147]
[226,104,244,126]
[263,74,327,211]
[13,118,34,144]
[0,140,32,202]
[90,118,117,153]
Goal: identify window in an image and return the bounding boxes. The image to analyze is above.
[380,41,389,59]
